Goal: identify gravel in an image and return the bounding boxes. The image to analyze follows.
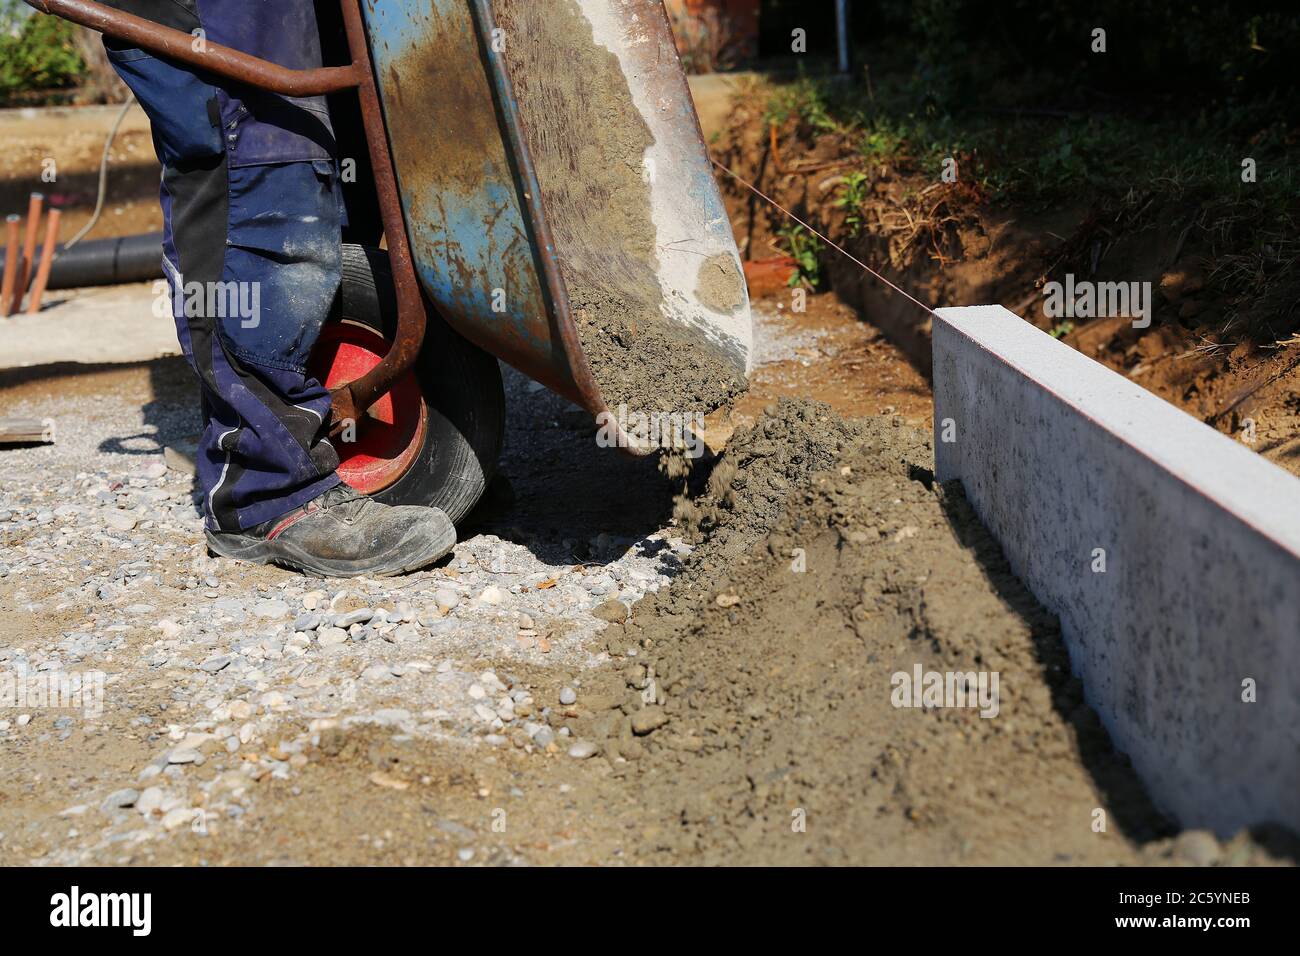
[0,359,687,863]
[100,788,139,813]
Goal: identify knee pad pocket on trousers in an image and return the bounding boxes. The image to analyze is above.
[217,162,343,373]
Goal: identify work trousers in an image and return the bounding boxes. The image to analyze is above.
[105,0,343,530]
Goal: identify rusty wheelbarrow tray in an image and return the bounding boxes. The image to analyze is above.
[26,0,751,452]
[364,0,752,434]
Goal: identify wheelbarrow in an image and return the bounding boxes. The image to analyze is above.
[25,0,752,523]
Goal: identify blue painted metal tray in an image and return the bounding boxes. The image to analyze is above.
[362,0,751,425]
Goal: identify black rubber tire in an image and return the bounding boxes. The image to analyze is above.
[331,244,505,525]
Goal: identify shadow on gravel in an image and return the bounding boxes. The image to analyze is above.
[1,355,683,571]
[0,356,204,509]
[462,364,680,572]
[114,359,204,510]
[0,358,194,456]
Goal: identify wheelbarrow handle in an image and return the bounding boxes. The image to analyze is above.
[24,0,360,96]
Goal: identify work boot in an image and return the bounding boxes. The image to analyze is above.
[204,484,456,578]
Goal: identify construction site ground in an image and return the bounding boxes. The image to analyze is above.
[0,92,1295,867]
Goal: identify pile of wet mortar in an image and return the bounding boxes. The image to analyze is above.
[538,399,1292,864]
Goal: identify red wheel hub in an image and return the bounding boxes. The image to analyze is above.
[308,321,426,495]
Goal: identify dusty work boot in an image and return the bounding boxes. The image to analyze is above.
[204,485,456,577]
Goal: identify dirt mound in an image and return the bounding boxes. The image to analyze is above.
[672,398,870,546]
[565,400,1288,864]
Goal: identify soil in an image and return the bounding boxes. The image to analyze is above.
[711,90,1300,477]
[725,292,932,434]
[496,0,746,416]
[565,400,1178,863]
[0,105,162,243]
[3,93,1293,868]
[13,380,1288,866]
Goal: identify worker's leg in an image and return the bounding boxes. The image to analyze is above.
[105,49,341,529]
[102,3,456,574]
[164,157,344,530]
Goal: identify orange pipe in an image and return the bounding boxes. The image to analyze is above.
[26,208,62,315]
[9,193,43,314]
[0,215,19,317]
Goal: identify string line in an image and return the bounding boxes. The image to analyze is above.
[710,157,939,319]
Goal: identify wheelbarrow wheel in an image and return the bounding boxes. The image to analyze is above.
[309,244,505,525]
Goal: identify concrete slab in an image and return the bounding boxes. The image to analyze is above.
[932,304,1300,836]
[0,282,178,370]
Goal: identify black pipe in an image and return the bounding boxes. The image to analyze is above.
[0,231,163,290]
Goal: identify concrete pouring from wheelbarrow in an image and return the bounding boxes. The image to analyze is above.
[494,0,752,418]
[932,304,1300,837]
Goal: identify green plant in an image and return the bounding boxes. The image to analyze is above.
[1049,320,1075,339]
[0,1,85,103]
[833,171,870,237]
[859,121,906,165]
[777,224,824,289]
[764,74,838,133]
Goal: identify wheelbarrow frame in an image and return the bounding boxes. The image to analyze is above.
[24,0,433,431]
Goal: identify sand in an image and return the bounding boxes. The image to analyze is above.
[495,0,746,416]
